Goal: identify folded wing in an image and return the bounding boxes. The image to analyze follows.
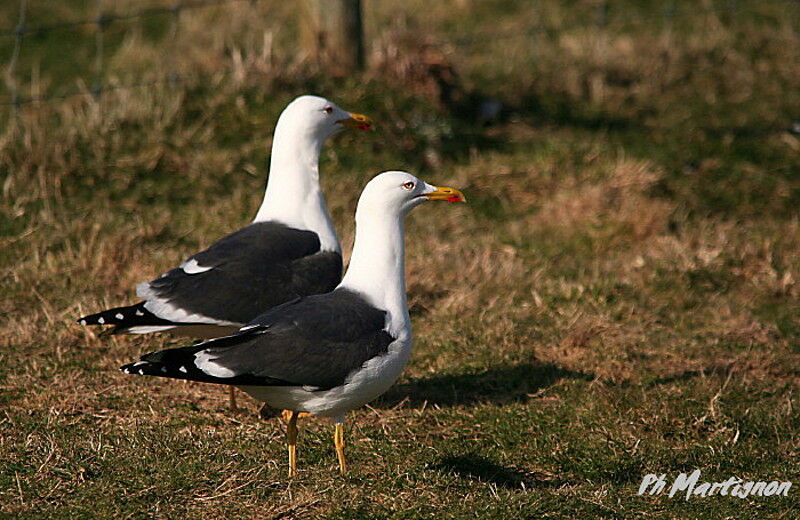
[121,288,395,390]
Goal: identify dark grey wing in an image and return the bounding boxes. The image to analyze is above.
[121,289,395,390]
[141,222,342,325]
[290,250,343,299]
[228,289,396,388]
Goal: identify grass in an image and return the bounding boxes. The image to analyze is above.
[2,0,800,517]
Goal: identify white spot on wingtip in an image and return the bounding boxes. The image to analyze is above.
[179,366,187,373]
[135,310,144,316]
[161,366,167,373]
[115,313,124,320]
[97,317,105,324]
[79,319,87,326]
[138,369,144,375]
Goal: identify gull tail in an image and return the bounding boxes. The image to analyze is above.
[120,344,209,381]
[77,302,177,335]
[120,328,271,385]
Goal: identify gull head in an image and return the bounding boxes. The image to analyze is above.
[357,171,466,218]
[279,95,373,143]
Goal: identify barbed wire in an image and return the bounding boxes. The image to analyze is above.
[2,0,798,110]
[0,0,261,38]
[451,0,800,46]
[0,0,262,110]
[0,73,195,107]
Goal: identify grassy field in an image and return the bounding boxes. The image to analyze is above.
[2,0,800,518]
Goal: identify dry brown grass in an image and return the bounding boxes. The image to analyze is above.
[2,0,800,518]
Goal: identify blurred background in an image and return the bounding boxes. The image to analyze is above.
[2,0,799,218]
[2,1,799,517]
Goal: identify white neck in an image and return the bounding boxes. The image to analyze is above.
[340,204,410,338]
[253,119,340,253]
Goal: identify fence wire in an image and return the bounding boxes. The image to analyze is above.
[0,0,260,37]
[1,0,262,108]
[451,0,799,46]
[2,0,798,109]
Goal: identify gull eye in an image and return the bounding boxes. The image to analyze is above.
[402,181,415,190]
[323,106,333,114]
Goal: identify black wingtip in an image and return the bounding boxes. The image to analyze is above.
[120,350,200,380]
[75,303,176,332]
[77,310,111,326]
[120,360,158,376]
[120,361,143,373]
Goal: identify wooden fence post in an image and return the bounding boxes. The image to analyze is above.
[305,0,364,74]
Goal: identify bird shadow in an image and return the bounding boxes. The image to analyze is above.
[376,361,594,409]
[642,363,736,388]
[434,453,565,490]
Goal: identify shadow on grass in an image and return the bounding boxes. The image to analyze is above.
[434,453,565,490]
[511,93,643,133]
[377,362,593,409]
[644,363,734,388]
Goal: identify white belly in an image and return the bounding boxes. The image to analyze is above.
[238,337,411,418]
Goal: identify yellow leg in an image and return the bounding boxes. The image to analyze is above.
[282,409,310,421]
[287,411,299,478]
[334,422,347,474]
[228,386,237,410]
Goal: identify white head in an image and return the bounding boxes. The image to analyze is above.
[342,171,465,327]
[255,95,372,247]
[355,171,466,220]
[275,95,373,143]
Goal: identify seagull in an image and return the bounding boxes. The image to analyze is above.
[77,95,372,408]
[120,171,465,476]
[78,95,371,337]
